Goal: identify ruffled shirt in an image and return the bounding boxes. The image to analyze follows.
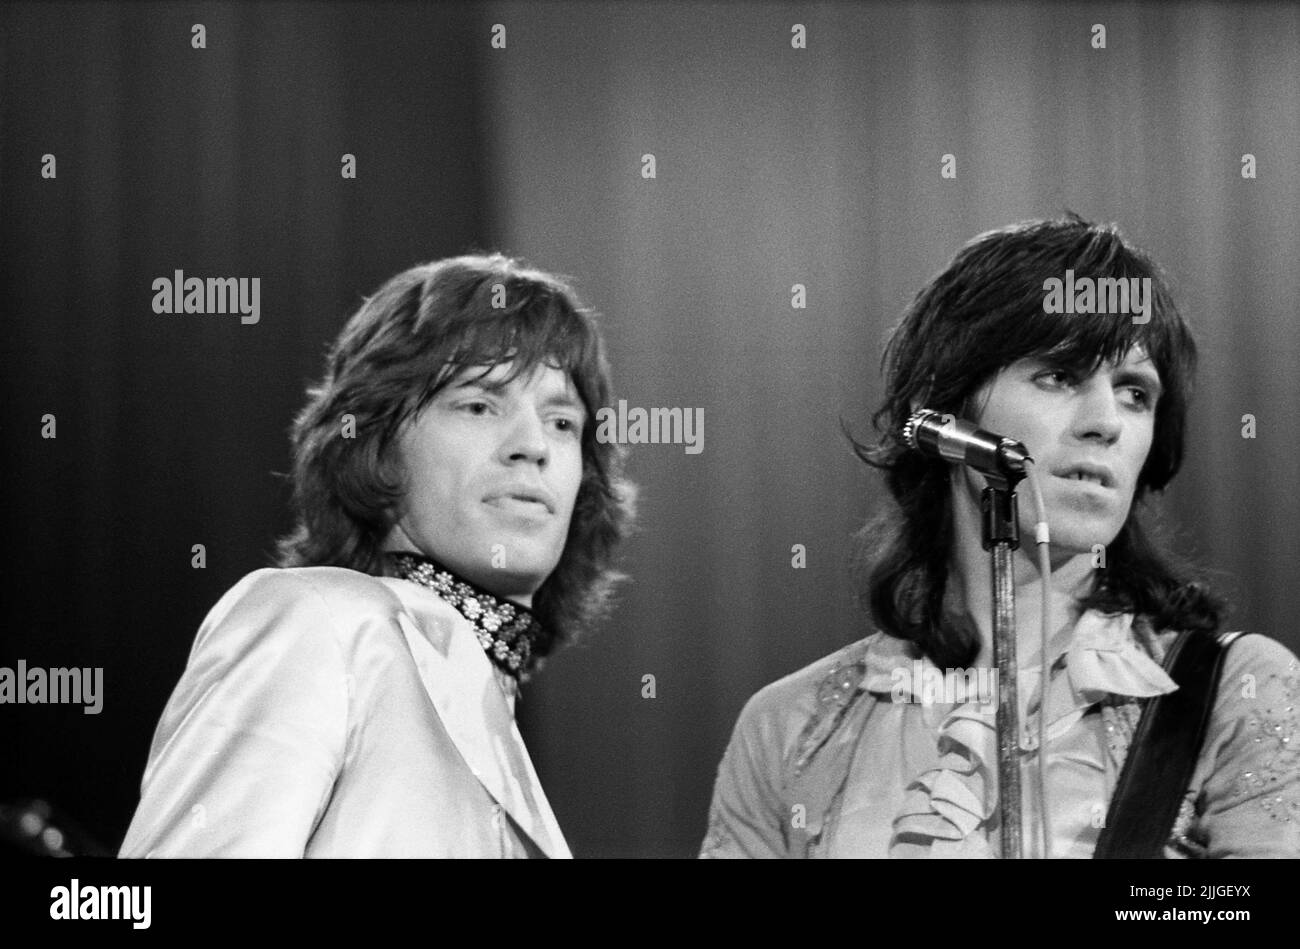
[700,610,1300,858]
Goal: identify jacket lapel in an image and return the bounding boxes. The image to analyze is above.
[385,580,571,858]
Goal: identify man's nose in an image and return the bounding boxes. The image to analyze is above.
[501,409,549,466]
[1073,381,1123,444]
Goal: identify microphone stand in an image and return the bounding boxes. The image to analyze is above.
[982,466,1025,859]
[901,409,1034,857]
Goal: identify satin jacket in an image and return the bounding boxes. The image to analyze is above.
[701,610,1300,858]
[119,567,570,858]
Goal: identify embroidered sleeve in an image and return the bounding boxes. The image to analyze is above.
[793,659,866,778]
[699,693,791,858]
[1194,635,1300,857]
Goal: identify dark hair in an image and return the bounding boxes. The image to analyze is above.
[850,214,1226,669]
[274,253,636,655]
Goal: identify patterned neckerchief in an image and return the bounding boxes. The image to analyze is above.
[388,551,543,681]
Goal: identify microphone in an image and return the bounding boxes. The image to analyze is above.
[902,408,1032,480]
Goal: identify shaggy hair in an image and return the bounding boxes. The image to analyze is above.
[274,253,636,657]
[850,214,1226,670]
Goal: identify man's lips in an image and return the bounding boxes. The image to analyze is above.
[483,490,555,515]
[1050,462,1117,489]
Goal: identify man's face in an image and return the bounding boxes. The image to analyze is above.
[960,347,1163,555]
[387,361,587,603]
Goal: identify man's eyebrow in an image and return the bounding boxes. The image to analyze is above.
[1026,353,1080,370]
[449,373,507,392]
[540,392,588,415]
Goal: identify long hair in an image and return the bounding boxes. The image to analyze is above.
[849,214,1226,669]
[274,253,636,656]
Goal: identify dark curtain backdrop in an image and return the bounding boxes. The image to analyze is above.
[3,1,1298,859]
[483,0,1300,857]
[1,1,493,852]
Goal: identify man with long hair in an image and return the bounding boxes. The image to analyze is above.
[701,216,1299,858]
[121,254,635,857]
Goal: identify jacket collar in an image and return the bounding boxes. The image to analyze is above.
[381,576,571,858]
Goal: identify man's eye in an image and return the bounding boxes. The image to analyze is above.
[1122,386,1152,409]
[460,400,492,415]
[1035,369,1075,387]
[552,417,582,435]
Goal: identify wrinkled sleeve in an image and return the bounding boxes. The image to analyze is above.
[699,693,790,858]
[119,570,350,857]
[1196,634,1300,857]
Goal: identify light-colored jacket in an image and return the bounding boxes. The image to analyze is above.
[120,567,570,858]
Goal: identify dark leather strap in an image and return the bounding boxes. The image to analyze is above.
[1093,629,1241,858]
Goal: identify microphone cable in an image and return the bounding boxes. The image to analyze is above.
[1021,459,1052,860]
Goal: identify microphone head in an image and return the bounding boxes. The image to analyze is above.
[901,408,938,450]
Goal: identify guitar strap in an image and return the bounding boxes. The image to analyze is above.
[1093,628,1243,858]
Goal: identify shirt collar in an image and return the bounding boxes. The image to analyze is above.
[1059,609,1177,699]
[863,608,1177,713]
